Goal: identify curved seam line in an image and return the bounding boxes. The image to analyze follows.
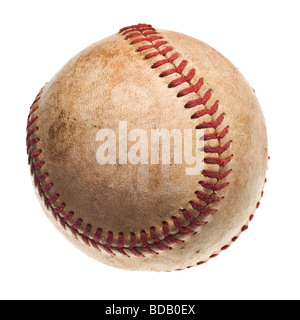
[27,24,234,257]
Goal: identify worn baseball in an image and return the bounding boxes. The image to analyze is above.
[27,24,268,272]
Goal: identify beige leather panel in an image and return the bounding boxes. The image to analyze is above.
[28,25,268,271]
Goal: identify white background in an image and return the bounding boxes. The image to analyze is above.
[0,0,299,300]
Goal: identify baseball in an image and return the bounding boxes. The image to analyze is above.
[26,23,268,272]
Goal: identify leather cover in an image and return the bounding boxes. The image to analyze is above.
[27,24,268,271]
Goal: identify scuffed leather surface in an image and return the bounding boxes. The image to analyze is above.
[32,29,268,271]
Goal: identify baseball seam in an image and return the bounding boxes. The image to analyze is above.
[26,24,266,266]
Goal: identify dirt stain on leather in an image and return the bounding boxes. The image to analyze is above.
[47,109,76,163]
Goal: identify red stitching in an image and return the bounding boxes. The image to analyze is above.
[162,222,183,244]
[93,228,102,244]
[119,23,232,218]
[199,181,229,192]
[60,211,74,229]
[27,137,40,149]
[191,100,217,118]
[119,24,153,33]
[169,69,196,88]
[178,78,204,97]
[105,231,114,247]
[26,127,39,140]
[196,113,225,129]
[204,155,233,167]
[35,173,48,181]
[81,224,92,246]
[52,203,66,215]
[202,169,232,180]
[27,25,236,259]
[185,90,212,108]
[71,218,83,232]
[189,202,216,216]
[31,162,44,170]
[204,141,231,154]
[141,231,157,255]
[47,193,60,204]
[40,183,53,192]
[204,126,229,141]
[117,233,129,256]
[171,216,195,236]
[149,227,171,251]
[101,245,114,255]
[27,116,38,129]
[195,191,223,204]
[181,209,210,225]
[129,233,144,257]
